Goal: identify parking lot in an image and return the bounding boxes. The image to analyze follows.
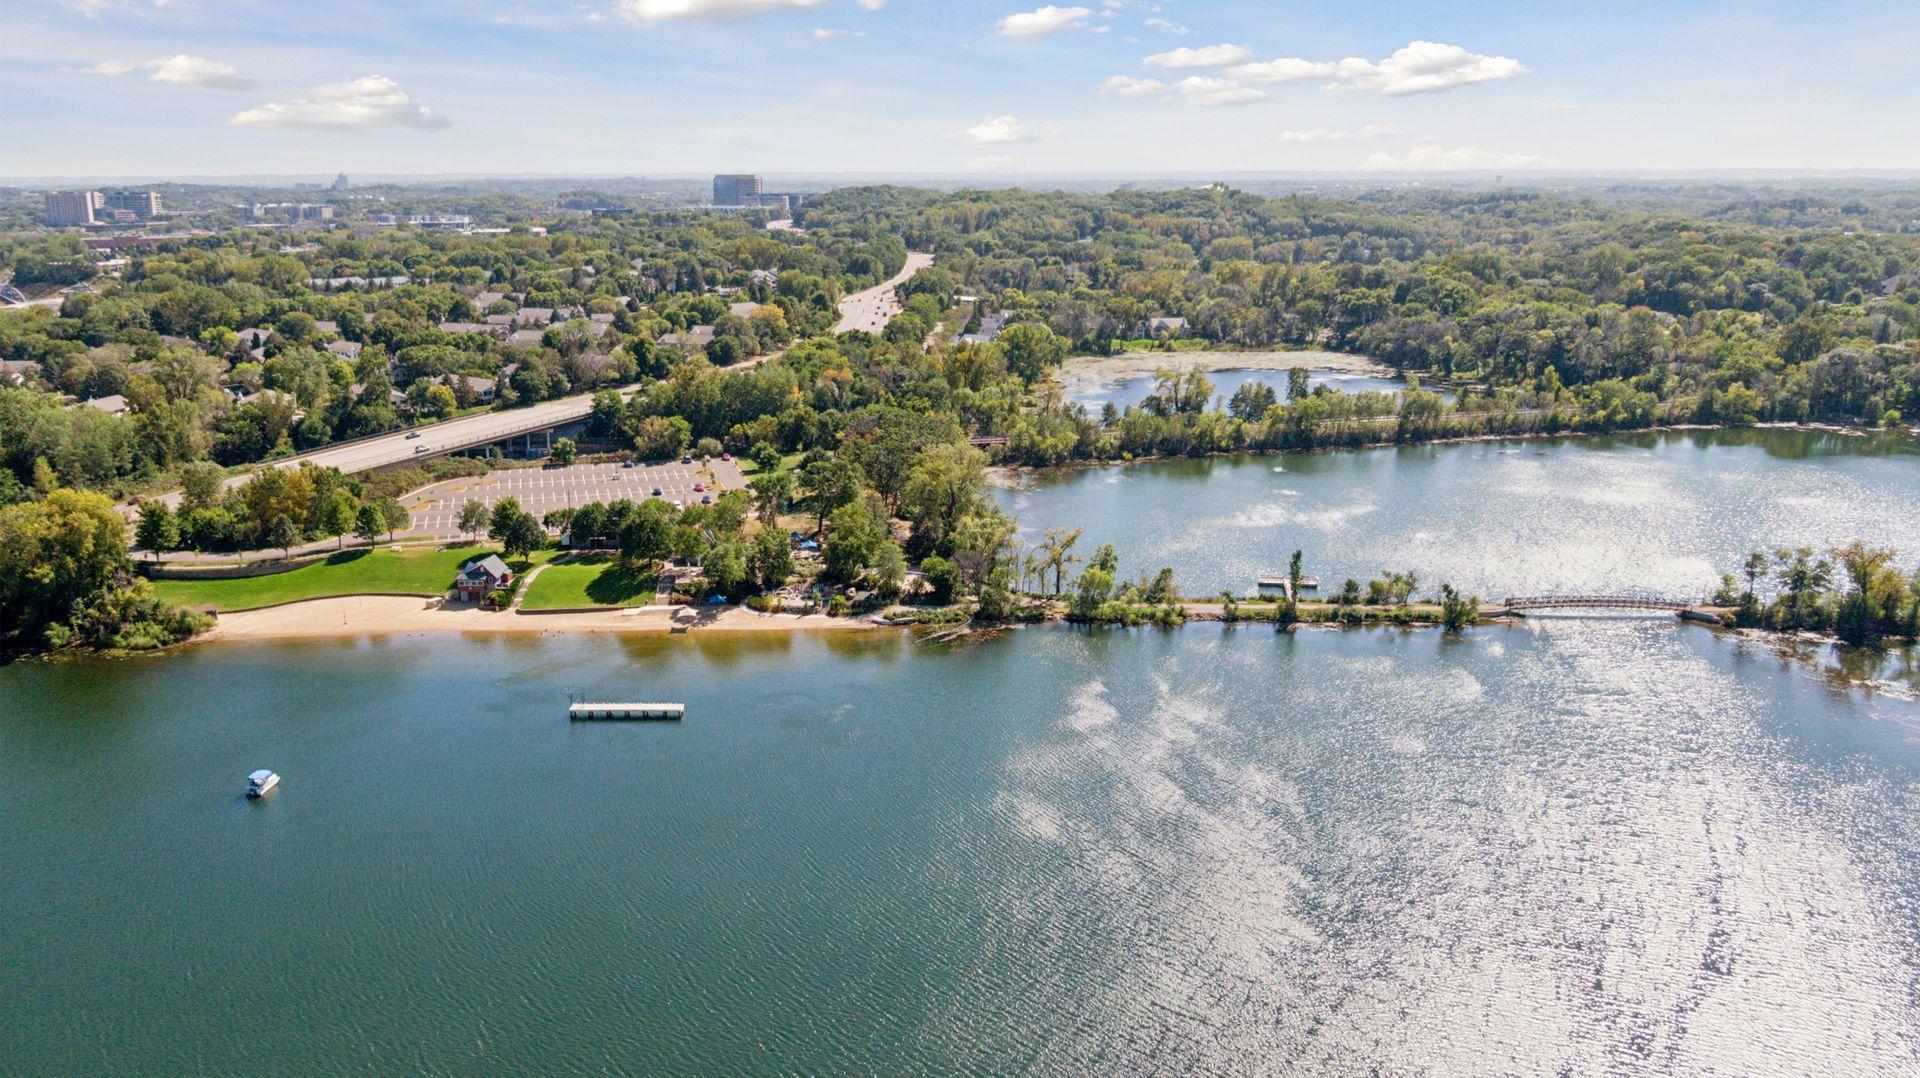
[405,458,749,537]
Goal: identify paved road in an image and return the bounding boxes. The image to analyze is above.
[834,251,934,334]
[405,458,748,538]
[274,391,623,476]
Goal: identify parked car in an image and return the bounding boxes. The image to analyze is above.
[651,487,663,496]
[720,452,732,461]
[692,483,705,492]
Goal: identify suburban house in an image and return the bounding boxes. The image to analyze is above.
[324,339,363,360]
[0,360,36,386]
[83,394,130,416]
[447,373,499,403]
[1147,316,1190,338]
[960,312,1007,344]
[454,555,514,602]
[659,325,716,351]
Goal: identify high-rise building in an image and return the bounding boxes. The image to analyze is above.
[103,190,161,219]
[713,174,762,207]
[332,173,350,191]
[45,190,103,227]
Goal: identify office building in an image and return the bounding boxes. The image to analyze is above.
[252,202,335,222]
[103,190,162,220]
[713,174,762,207]
[332,173,350,191]
[45,190,103,227]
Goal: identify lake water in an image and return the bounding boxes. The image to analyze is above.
[996,428,1920,599]
[1069,367,1450,413]
[6,425,1920,1072]
[4,622,1919,1073]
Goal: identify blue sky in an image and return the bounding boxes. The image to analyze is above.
[5,0,1919,178]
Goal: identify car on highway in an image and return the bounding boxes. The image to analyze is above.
[413,445,430,454]
[406,431,422,439]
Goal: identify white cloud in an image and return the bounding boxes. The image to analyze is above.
[228,76,450,131]
[72,55,259,90]
[1227,57,1369,84]
[1362,140,1544,170]
[146,54,259,90]
[812,26,864,38]
[1144,44,1253,70]
[75,60,138,76]
[1228,41,1527,96]
[614,0,829,23]
[1277,123,1398,142]
[1178,76,1266,107]
[954,115,1040,143]
[997,5,1092,38]
[1143,17,1188,35]
[1098,74,1169,97]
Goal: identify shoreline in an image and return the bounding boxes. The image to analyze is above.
[1051,349,1392,398]
[196,595,875,643]
[984,420,1906,488]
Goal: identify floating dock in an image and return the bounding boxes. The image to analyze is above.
[568,702,685,721]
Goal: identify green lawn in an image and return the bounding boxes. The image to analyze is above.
[519,554,656,611]
[735,452,803,476]
[153,544,551,612]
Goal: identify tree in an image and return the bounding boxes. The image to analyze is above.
[618,499,677,572]
[498,510,546,560]
[489,497,524,543]
[1069,564,1113,619]
[1039,527,1082,595]
[1287,367,1311,402]
[373,498,408,541]
[179,460,225,513]
[266,514,300,557]
[0,489,132,646]
[921,555,960,604]
[823,498,887,584]
[1288,549,1304,600]
[751,469,795,523]
[748,527,793,591]
[134,502,178,560]
[457,500,490,540]
[899,443,988,552]
[799,457,866,534]
[354,503,384,545]
[1439,583,1479,631]
[317,490,358,549]
[1000,322,1068,384]
[550,437,577,466]
[705,539,748,598]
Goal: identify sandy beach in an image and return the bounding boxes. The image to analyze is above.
[199,595,874,643]
[1052,349,1391,397]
